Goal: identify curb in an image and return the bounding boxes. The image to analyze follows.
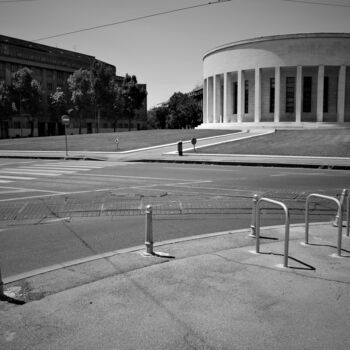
[130,158,350,170]
[2,221,330,285]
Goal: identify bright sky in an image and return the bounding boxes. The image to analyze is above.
[1,0,350,108]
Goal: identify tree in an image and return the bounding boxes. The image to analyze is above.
[167,92,202,129]
[11,67,42,136]
[49,86,69,121]
[0,81,12,118]
[113,74,147,131]
[91,61,115,132]
[147,105,168,129]
[67,68,94,134]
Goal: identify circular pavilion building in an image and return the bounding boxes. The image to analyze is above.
[199,33,350,129]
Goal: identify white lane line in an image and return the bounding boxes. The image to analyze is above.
[270,172,338,177]
[32,165,91,171]
[0,185,64,193]
[0,170,60,176]
[68,172,211,182]
[41,164,103,169]
[0,175,36,180]
[16,167,77,174]
[0,179,12,183]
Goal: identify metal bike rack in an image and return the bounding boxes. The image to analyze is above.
[255,197,290,267]
[305,194,343,256]
[347,191,350,237]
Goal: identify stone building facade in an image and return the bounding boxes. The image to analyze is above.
[199,33,350,129]
[0,34,147,138]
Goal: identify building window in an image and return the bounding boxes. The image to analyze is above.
[323,76,329,113]
[244,80,249,113]
[286,77,295,113]
[303,76,312,113]
[269,78,275,113]
[233,82,237,114]
[47,83,53,92]
[14,121,21,129]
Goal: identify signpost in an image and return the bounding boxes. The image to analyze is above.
[61,115,70,157]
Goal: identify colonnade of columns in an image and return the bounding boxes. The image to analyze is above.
[203,65,348,124]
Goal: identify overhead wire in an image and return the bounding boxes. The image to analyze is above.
[33,0,232,42]
[28,0,350,42]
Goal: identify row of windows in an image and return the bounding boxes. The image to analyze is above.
[11,121,143,130]
[228,76,330,114]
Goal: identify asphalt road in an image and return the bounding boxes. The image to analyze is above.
[0,159,349,277]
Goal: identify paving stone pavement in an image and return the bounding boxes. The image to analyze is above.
[0,189,338,225]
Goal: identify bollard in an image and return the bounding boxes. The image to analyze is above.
[347,192,350,237]
[332,189,348,227]
[177,141,183,156]
[145,205,154,255]
[0,266,3,296]
[249,194,259,236]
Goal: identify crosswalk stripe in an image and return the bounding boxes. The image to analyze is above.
[0,170,60,176]
[32,165,91,171]
[0,175,36,180]
[0,179,12,183]
[44,163,103,169]
[16,167,77,174]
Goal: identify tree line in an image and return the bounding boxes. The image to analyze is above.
[147,91,202,129]
[0,61,147,135]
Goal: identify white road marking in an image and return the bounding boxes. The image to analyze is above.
[0,170,60,176]
[0,175,36,180]
[40,164,103,169]
[0,179,12,183]
[16,167,77,174]
[270,172,338,177]
[32,165,91,171]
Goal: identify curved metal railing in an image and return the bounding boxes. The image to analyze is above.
[305,194,343,256]
[255,197,290,267]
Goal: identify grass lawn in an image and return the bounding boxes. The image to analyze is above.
[0,129,237,152]
[193,129,350,157]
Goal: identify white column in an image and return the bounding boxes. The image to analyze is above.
[203,79,208,124]
[274,66,281,122]
[254,68,261,123]
[225,72,233,123]
[316,65,324,123]
[296,65,302,123]
[337,65,346,123]
[237,70,245,123]
[208,77,213,123]
[213,75,222,123]
[223,73,228,122]
[213,75,217,123]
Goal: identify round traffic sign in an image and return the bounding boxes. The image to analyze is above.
[61,115,70,125]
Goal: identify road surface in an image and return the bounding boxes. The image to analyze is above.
[0,159,348,277]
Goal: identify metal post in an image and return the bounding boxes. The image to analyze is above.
[0,265,3,296]
[284,210,290,268]
[337,210,343,256]
[145,205,154,255]
[305,198,310,245]
[250,194,259,236]
[255,201,260,254]
[65,125,68,157]
[332,189,348,227]
[347,192,350,237]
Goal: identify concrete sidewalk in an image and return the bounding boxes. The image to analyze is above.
[1,222,349,349]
